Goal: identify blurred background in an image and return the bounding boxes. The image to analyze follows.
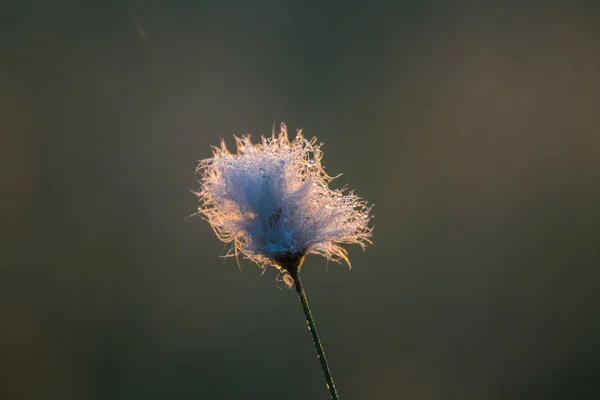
[2,1,600,399]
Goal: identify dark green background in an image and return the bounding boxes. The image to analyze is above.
[2,1,599,399]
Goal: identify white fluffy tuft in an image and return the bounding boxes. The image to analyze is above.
[195,123,372,275]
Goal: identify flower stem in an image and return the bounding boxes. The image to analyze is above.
[291,270,340,400]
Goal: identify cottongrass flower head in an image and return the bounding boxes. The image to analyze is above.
[195,123,372,285]
[194,123,373,400]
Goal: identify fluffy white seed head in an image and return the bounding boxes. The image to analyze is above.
[194,124,372,283]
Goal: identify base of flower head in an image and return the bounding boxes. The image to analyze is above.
[273,252,305,287]
[273,252,306,274]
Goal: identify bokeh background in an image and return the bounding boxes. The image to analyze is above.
[2,1,600,399]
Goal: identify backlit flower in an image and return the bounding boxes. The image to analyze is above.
[194,124,372,284]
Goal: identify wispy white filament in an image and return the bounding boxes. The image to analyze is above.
[195,124,372,277]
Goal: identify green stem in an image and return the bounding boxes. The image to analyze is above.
[291,271,340,400]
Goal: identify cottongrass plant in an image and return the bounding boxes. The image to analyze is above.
[194,124,372,399]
